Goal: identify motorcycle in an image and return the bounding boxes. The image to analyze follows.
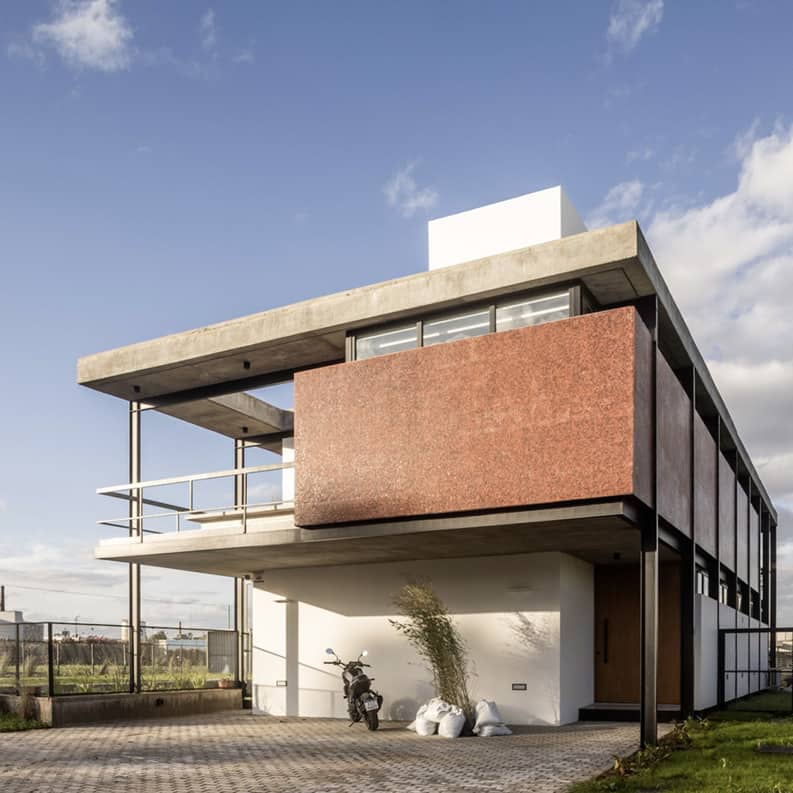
[324,647,383,730]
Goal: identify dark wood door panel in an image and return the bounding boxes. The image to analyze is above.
[594,563,680,706]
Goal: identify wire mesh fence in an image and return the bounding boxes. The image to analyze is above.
[0,622,243,696]
[719,627,793,713]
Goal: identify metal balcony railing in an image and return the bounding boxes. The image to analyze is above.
[97,461,294,540]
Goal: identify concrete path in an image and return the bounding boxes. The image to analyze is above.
[0,711,656,792]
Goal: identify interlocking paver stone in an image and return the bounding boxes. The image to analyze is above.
[0,711,667,793]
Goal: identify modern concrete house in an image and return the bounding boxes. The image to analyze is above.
[79,186,777,746]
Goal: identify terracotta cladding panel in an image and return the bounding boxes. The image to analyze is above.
[657,355,692,535]
[294,307,638,527]
[749,507,759,590]
[718,453,736,571]
[736,487,749,584]
[693,413,717,558]
[632,318,653,507]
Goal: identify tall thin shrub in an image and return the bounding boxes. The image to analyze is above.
[390,583,472,721]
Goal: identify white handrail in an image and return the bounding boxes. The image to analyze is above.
[97,461,294,495]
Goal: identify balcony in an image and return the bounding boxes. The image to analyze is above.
[97,459,297,548]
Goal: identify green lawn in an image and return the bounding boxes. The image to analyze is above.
[0,713,47,732]
[570,716,793,793]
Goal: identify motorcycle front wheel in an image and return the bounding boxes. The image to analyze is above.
[364,709,379,731]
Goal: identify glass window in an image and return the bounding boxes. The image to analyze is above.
[696,568,710,596]
[422,309,491,347]
[496,291,570,332]
[355,324,417,359]
[720,582,729,605]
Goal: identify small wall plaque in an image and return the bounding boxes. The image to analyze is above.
[276,680,288,687]
[511,683,527,691]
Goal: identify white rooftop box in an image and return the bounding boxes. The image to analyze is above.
[428,185,587,270]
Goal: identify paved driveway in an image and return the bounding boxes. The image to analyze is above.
[0,711,655,792]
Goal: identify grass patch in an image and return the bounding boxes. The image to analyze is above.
[725,690,793,713]
[570,716,793,793]
[0,713,47,732]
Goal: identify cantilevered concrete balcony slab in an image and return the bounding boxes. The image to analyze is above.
[157,392,292,450]
[95,499,644,578]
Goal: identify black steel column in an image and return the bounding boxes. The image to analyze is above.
[770,520,777,671]
[681,367,696,716]
[47,622,55,696]
[233,439,248,689]
[733,455,739,701]
[640,295,659,749]
[129,401,142,693]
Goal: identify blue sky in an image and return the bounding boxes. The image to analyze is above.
[1,0,792,626]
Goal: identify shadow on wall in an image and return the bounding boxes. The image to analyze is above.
[508,612,561,725]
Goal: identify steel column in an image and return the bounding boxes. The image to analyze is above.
[233,439,248,689]
[680,367,696,717]
[129,401,142,693]
[770,521,777,670]
[640,295,659,748]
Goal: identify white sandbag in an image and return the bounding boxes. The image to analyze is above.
[423,697,452,723]
[414,703,437,736]
[406,720,416,732]
[437,707,466,738]
[415,717,437,736]
[478,723,512,737]
[473,699,504,732]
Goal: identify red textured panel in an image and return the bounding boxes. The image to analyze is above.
[295,307,639,527]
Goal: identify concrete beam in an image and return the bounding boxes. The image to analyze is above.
[77,222,643,400]
[157,392,292,445]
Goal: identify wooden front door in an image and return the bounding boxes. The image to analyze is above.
[594,563,681,705]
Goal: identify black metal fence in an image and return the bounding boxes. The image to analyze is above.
[0,622,243,697]
[718,627,793,713]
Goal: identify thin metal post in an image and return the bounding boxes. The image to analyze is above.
[717,629,725,707]
[129,401,142,694]
[234,439,248,692]
[640,294,659,749]
[47,623,54,696]
[770,522,777,670]
[681,367,696,717]
[15,623,20,695]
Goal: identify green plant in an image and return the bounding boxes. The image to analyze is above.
[390,582,472,721]
[22,655,38,678]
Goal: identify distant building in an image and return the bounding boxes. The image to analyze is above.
[0,610,44,641]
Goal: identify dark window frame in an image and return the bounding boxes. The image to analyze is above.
[347,281,587,361]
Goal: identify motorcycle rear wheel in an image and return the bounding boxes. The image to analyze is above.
[364,709,379,731]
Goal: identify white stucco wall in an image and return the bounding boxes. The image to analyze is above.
[427,186,587,270]
[694,595,719,710]
[251,552,593,726]
[559,555,594,724]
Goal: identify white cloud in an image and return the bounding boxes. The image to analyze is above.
[0,542,230,626]
[586,179,644,228]
[627,145,655,163]
[6,39,46,66]
[32,0,133,72]
[615,121,793,622]
[232,48,254,64]
[607,0,664,54]
[199,9,216,53]
[383,162,439,219]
